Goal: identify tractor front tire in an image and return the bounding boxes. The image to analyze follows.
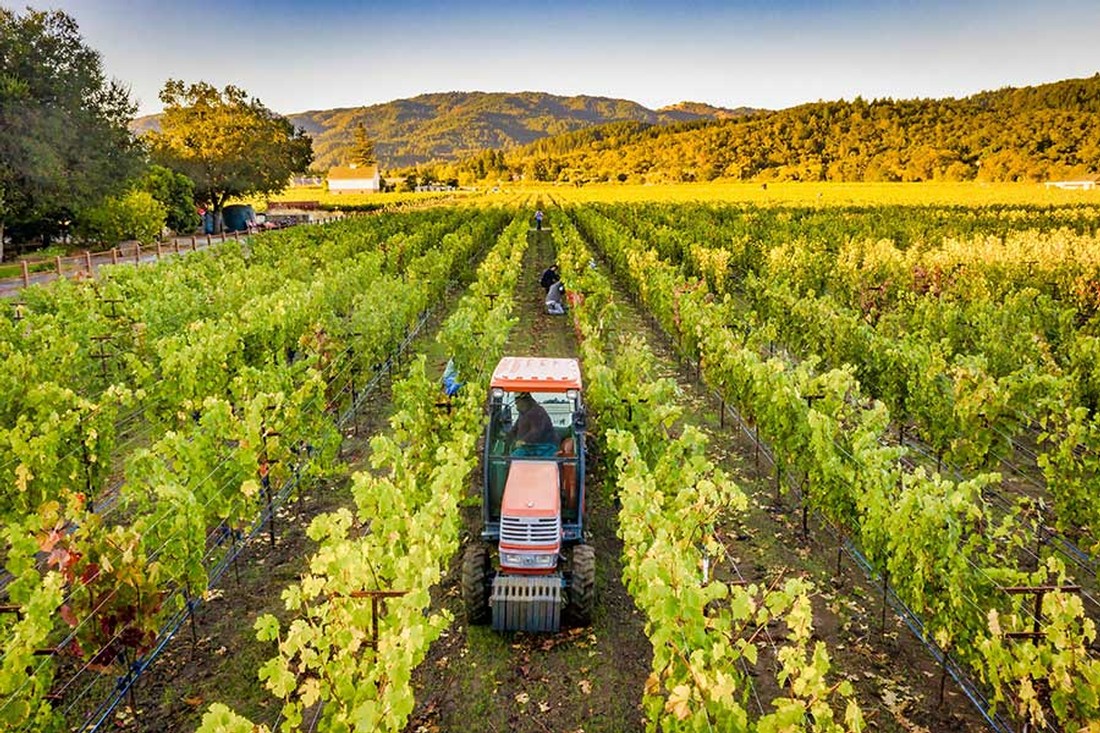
[567,544,596,625]
[462,543,492,625]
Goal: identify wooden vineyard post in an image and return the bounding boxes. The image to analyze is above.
[55,256,62,278]
[111,248,119,265]
[260,408,280,550]
[1002,584,1081,732]
[134,244,141,265]
[880,568,890,637]
[84,250,93,274]
[191,235,197,251]
[937,640,952,706]
[91,334,114,380]
[754,424,760,470]
[336,590,409,650]
[21,260,29,286]
[836,530,844,577]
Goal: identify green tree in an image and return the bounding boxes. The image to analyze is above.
[0,7,142,258]
[350,123,376,166]
[147,80,313,231]
[76,190,166,246]
[139,165,200,233]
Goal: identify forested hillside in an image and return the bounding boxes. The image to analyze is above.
[445,74,1100,184]
[132,91,748,169]
[288,91,748,168]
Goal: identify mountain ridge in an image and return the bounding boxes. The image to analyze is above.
[447,74,1100,184]
[131,90,756,168]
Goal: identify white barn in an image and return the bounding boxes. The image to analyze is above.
[1044,177,1098,191]
[328,164,381,194]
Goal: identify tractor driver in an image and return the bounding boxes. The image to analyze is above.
[509,392,559,457]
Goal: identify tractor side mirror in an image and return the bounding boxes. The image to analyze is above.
[572,407,587,433]
[496,405,513,427]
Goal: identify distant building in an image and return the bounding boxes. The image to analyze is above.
[1044,176,1098,190]
[291,175,324,187]
[327,164,381,194]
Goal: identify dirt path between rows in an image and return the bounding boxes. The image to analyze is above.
[406,228,652,733]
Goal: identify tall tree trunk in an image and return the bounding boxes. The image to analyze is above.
[213,193,228,234]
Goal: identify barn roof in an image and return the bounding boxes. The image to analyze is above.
[328,164,379,180]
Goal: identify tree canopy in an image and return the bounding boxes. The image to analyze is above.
[437,75,1100,185]
[147,80,313,225]
[0,7,142,253]
[350,123,376,167]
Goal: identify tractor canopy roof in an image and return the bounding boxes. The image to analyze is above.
[490,357,582,393]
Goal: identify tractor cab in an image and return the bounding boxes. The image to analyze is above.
[463,357,594,632]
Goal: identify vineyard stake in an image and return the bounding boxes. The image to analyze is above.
[835,532,844,577]
[134,244,141,265]
[21,260,29,286]
[185,584,199,648]
[111,248,119,265]
[880,568,890,637]
[937,641,951,707]
[1002,584,1081,729]
[754,426,760,469]
[55,255,62,277]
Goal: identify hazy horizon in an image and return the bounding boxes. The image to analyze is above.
[39,0,1100,117]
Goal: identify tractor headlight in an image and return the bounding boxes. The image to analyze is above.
[500,552,557,569]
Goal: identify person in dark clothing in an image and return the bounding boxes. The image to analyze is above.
[539,264,560,292]
[545,280,565,315]
[534,209,544,230]
[509,392,558,456]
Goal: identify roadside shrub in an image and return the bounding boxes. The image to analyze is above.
[77,190,167,247]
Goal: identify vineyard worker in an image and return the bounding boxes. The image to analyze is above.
[545,280,566,315]
[534,209,544,231]
[509,392,559,457]
[539,263,560,292]
[441,358,462,396]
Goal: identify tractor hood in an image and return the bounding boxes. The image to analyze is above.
[501,461,560,518]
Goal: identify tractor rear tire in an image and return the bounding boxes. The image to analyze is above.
[462,543,492,625]
[567,544,596,625]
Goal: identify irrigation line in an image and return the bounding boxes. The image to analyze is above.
[840,537,1019,733]
[15,221,492,729]
[75,282,452,732]
[711,386,1022,733]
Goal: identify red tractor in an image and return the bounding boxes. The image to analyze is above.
[462,357,595,632]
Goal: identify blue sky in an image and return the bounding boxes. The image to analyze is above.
[43,0,1100,116]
